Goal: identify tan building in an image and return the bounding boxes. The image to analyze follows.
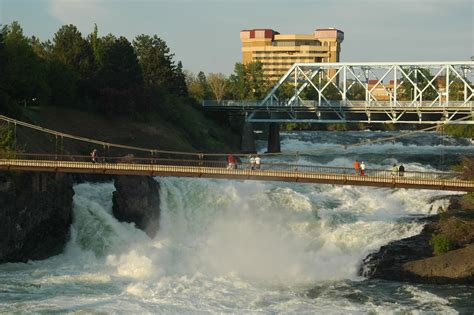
[240,28,344,82]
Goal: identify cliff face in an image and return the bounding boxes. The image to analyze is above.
[112,176,161,238]
[0,172,74,263]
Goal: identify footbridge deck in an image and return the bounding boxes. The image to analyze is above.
[1,155,472,192]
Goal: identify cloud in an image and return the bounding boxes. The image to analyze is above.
[48,0,112,32]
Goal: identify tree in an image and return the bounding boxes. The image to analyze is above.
[228,62,269,100]
[170,61,188,97]
[246,61,268,99]
[52,24,94,80]
[347,82,365,100]
[186,70,211,102]
[449,79,471,101]
[88,24,103,64]
[133,35,175,94]
[98,36,144,113]
[399,68,438,101]
[51,24,96,106]
[207,73,228,102]
[1,21,50,107]
[228,63,249,100]
[100,36,142,90]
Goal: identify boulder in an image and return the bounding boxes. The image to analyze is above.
[0,172,74,263]
[360,222,437,282]
[112,176,161,238]
[403,244,474,284]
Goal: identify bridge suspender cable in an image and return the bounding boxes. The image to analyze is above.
[0,113,472,159]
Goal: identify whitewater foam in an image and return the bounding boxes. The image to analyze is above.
[1,130,470,313]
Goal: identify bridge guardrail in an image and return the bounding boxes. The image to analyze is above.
[3,153,465,182]
[203,100,473,109]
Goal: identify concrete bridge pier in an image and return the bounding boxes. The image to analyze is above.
[241,122,256,153]
[267,122,281,153]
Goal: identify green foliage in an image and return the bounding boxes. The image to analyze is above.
[460,192,474,210]
[100,36,143,89]
[383,123,396,131]
[228,62,269,100]
[302,79,341,100]
[429,234,455,255]
[1,21,50,107]
[97,36,144,113]
[133,34,187,98]
[0,21,237,153]
[88,24,102,64]
[449,80,470,101]
[347,82,365,100]
[327,123,348,131]
[0,125,15,157]
[186,71,211,102]
[275,82,295,100]
[399,68,438,101]
[442,125,474,138]
[52,24,94,80]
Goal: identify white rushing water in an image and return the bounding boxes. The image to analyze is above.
[0,131,472,313]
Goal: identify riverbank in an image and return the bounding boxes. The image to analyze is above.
[361,194,474,284]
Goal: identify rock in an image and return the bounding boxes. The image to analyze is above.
[112,175,160,238]
[0,172,74,263]
[360,221,437,282]
[360,195,474,284]
[403,244,474,284]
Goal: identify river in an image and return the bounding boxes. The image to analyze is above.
[1,131,473,313]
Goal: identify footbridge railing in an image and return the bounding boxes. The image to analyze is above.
[1,154,473,192]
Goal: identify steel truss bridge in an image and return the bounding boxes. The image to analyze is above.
[1,154,473,192]
[203,62,474,124]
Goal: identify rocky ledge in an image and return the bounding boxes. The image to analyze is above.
[112,175,161,238]
[360,196,474,284]
[0,172,74,263]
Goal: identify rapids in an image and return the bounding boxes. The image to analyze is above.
[0,131,473,313]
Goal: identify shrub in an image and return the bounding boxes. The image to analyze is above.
[429,234,455,255]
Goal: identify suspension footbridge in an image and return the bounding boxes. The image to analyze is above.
[1,153,473,192]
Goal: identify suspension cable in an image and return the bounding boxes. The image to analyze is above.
[0,113,472,158]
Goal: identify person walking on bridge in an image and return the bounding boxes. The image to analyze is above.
[399,163,405,177]
[90,149,98,163]
[249,155,256,170]
[227,154,236,169]
[391,163,398,177]
[353,160,360,175]
[360,161,366,176]
[255,155,261,169]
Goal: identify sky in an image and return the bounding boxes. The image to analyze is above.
[1,0,473,75]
